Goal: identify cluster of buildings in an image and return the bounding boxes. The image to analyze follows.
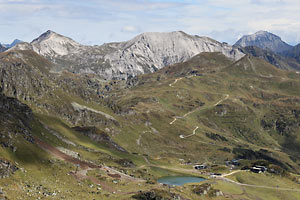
[193,159,268,174]
[250,166,267,173]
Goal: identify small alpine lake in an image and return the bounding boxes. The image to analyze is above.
[157,176,206,186]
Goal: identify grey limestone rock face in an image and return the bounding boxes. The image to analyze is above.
[104,31,244,79]
[11,30,244,80]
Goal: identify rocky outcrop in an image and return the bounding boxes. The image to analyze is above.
[0,159,18,178]
[0,93,34,149]
[72,126,126,152]
[192,183,223,197]
[0,159,19,178]
[132,189,185,200]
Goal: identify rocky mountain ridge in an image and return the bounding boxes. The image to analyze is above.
[11,30,244,80]
[283,43,300,63]
[239,46,300,71]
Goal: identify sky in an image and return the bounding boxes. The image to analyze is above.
[1,0,300,45]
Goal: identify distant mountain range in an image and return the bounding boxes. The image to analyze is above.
[2,30,300,79]
[0,39,22,52]
[9,30,244,80]
[5,39,23,48]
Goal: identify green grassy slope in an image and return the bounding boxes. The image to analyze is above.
[1,51,300,199]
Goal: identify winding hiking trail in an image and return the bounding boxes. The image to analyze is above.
[169,77,183,87]
[169,94,229,125]
[214,94,229,106]
[166,74,300,192]
[168,72,230,125]
[179,126,199,139]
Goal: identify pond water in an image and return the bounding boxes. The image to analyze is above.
[157,176,205,186]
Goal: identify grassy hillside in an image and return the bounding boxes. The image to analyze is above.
[1,50,300,199]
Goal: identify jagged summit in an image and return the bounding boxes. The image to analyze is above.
[31,30,56,42]
[235,30,292,53]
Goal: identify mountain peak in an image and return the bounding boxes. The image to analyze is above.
[32,30,69,43]
[30,30,80,57]
[235,31,292,53]
[104,31,244,79]
[39,30,56,37]
[123,31,216,50]
[250,30,280,40]
[254,30,269,35]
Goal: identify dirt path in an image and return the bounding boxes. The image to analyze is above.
[214,94,229,106]
[169,118,177,125]
[169,106,202,125]
[169,94,229,125]
[168,74,229,125]
[169,77,183,87]
[180,126,199,139]
[169,75,196,88]
[221,170,241,177]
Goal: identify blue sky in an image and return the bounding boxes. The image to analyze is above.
[1,0,300,45]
